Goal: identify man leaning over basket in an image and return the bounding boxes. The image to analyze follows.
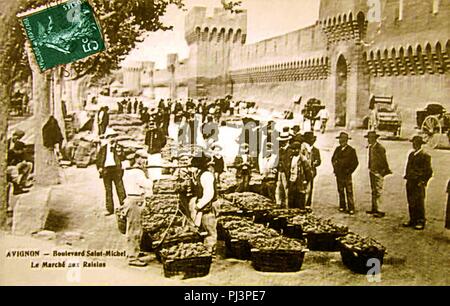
[189,153,218,255]
[119,149,153,267]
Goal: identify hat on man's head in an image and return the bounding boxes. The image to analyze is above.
[364,131,380,139]
[410,135,426,144]
[102,128,119,139]
[211,143,223,151]
[13,129,25,139]
[336,132,351,140]
[278,128,292,141]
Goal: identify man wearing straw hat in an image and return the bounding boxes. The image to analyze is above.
[332,132,359,215]
[275,128,292,208]
[403,135,433,230]
[365,131,392,218]
[120,150,153,267]
[96,128,126,216]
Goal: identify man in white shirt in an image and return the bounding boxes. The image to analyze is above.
[120,150,153,267]
[189,154,218,254]
[288,141,309,210]
[259,142,278,201]
[317,107,329,134]
[96,128,126,216]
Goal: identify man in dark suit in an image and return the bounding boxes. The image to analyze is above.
[234,143,256,192]
[96,128,126,216]
[302,132,321,212]
[287,141,310,210]
[365,131,392,218]
[403,135,433,230]
[97,106,109,136]
[332,132,359,215]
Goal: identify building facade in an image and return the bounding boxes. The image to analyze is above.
[128,0,450,129]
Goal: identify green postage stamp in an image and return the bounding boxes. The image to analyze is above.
[19,0,105,71]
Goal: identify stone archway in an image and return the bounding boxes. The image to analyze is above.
[335,55,348,126]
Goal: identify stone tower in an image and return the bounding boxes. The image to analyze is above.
[122,61,143,93]
[140,61,155,98]
[185,7,247,97]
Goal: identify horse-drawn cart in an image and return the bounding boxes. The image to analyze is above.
[368,96,402,137]
[416,103,450,149]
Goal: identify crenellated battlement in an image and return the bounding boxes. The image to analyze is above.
[185,6,247,45]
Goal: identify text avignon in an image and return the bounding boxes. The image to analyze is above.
[6,250,40,257]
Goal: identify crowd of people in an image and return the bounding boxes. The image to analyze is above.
[91,96,446,267]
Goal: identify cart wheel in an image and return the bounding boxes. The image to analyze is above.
[421,116,442,149]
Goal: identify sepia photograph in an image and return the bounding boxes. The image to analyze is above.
[0,0,449,288]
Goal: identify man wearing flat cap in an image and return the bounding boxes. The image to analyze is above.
[332,132,359,215]
[96,128,126,216]
[365,131,392,218]
[403,135,433,230]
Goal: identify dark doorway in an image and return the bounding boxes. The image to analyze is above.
[335,55,348,126]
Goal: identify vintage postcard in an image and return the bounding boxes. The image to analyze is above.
[0,0,449,288]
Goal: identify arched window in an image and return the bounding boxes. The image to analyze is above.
[227,29,234,42]
[425,43,434,72]
[234,29,242,43]
[417,45,424,73]
[202,28,209,41]
[210,28,217,42]
[435,42,444,72]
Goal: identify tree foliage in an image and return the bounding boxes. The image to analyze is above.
[1,0,243,87]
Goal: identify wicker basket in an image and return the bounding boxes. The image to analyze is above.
[304,232,347,252]
[162,255,212,279]
[153,232,206,262]
[224,232,252,260]
[340,245,385,274]
[250,248,307,272]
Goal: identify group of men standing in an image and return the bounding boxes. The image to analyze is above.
[93,95,441,268]
[330,130,433,230]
